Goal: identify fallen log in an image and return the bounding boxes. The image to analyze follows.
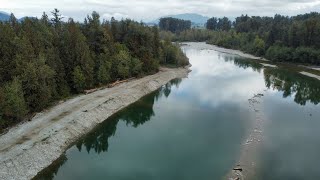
[107,78,135,88]
[84,78,136,94]
[84,88,99,95]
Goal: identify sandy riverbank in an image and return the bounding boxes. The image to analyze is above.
[0,67,190,180]
[300,71,320,80]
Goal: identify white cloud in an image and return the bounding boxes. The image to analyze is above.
[178,49,267,107]
[0,0,319,21]
[102,13,129,20]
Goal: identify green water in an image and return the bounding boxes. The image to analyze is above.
[35,43,320,180]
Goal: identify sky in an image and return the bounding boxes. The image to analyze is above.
[0,0,320,21]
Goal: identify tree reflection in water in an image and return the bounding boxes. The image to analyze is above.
[74,78,182,154]
[33,155,68,180]
[226,56,320,106]
[33,79,183,180]
[33,56,320,180]
[264,68,320,106]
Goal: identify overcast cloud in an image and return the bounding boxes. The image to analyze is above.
[1,0,320,21]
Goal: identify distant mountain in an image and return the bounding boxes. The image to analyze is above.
[148,13,210,27]
[167,13,209,25]
[19,16,37,22]
[0,11,10,21]
[0,11,36,22]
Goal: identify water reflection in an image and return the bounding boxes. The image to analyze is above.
[264,68,320,105]
[76,79,182,154]
[34,79,182,180]
[76,96,155,154]
[34,155,68,180]
[181,49,266,107]
[35,43,320,180]
[223,56,320,106]
[232,58,263,73]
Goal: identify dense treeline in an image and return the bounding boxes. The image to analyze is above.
[209,12,320,64]
[161,29,216,42]
[0,9,189,130]
[159,17,191,33]
[206,17,231,31]
[165,12,320,65]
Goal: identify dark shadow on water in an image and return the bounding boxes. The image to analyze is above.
[227,56,320,106]
[33,155,68,180]
[33,79,182,180]
[232,58,264,73]
[264,68,320,106]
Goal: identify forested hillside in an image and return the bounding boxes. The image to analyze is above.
[0,9,189,130]
[164,12,320,65]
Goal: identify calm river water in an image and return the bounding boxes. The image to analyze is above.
[36,43,320,180]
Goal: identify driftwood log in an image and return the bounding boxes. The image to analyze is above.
[84,88,98,94]
[84,78,136,94]
[107,78,135,88]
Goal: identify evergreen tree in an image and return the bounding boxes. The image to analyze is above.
[152,26,160,58]
[115,50,131,79]
[130,58,143,76]
[20,55,55,111]
[72,66,86,92]
[0,23,18,83]
[217,17,232,31]
[63,18,94,89]
[0,9,189,130]
[159,17,191,33]
[51,8,63,28]
[97,54,111,84]
[206,17,218,30]
[1,78,28,120]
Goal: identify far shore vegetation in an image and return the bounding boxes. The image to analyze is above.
[160,12,320,65]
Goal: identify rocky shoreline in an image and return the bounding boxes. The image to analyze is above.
[0,67,190,180]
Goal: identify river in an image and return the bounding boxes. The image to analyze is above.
[35,42,320,180]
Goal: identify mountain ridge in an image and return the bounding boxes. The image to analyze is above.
[148,13,210,27]
[0,12,10,21]
[0,11,36,22]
